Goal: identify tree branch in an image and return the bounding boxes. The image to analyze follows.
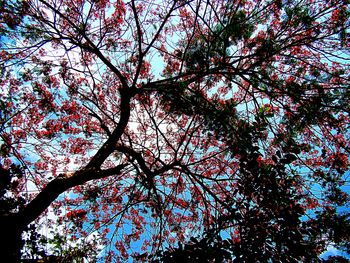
[86,89,132,168]
[17,164,129,226]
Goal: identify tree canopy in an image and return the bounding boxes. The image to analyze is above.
[0,0,350,261]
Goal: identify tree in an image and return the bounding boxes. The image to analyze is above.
[0,0,349,261]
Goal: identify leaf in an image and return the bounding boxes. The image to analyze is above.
[284,153,297,162]
[190,237,198,244]
[280,158,290,164]
[276,150,282,158]
[272,155,278,163]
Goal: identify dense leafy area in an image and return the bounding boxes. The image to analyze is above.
[1,0,350,261]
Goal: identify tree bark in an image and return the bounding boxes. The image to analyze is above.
[0,164,128,261]
[0,214,25,262]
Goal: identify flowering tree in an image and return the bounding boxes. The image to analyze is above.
[1,0,350,261]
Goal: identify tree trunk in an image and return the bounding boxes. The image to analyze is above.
[0,215,25,262]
